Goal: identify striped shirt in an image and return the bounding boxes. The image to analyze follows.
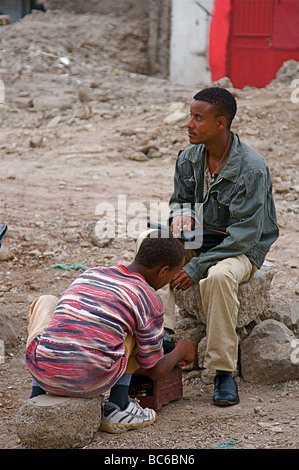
[26,266,164,398]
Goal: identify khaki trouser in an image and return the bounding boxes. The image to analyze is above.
[135,230,257,372]
[27,295,140,374]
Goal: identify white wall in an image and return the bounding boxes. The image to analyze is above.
[170,0,214,87]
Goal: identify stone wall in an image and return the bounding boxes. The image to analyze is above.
[147,0,171,78]
[43,0,149,19]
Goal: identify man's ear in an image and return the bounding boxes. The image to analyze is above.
[157,266,169,278]
[217,115,226,130]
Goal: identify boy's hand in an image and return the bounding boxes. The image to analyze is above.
[146,340,195,380]
[176,340,195,365]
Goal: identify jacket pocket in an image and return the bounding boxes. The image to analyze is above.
[183,175,196,188]
[205,191,230,225]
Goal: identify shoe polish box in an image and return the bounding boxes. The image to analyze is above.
[129,366,183,410]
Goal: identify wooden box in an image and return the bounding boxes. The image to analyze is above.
[129,366,183,410]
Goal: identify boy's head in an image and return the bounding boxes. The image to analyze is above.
[135,230,185,290]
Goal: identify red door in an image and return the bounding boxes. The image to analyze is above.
[228,0,275,88]
[220,0,299,88]
[271,0,299,78]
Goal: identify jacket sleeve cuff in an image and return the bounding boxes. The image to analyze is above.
[183,258,206,284]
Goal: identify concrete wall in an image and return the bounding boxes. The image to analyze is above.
[0,0,31,22]
[170,0,214,87]
[148,0,171,78]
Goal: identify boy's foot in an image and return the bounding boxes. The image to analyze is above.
[30,385,46,399]
[100,398,156,433]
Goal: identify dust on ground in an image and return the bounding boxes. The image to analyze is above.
[0,10,298,450]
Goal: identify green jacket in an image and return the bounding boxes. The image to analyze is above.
[169,133,279,283]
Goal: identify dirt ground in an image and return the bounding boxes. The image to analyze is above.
[0,11,299,450]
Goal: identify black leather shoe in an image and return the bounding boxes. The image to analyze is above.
[213,373,240,406]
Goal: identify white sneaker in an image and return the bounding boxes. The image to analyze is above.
[100,398,156,433]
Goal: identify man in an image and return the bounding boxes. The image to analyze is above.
[138,87,278,406]
[26,231,195,433]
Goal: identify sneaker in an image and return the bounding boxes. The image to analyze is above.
[100,398,156,433]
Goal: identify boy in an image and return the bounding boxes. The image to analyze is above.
[25,230,195,433]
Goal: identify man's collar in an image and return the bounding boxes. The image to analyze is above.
[186,132,243,183]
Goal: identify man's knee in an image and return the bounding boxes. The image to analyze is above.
[205,256,253,286]
[205,264,235,286]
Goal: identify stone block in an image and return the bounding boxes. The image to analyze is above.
[16,394,102,449]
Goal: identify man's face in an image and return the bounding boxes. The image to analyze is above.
[187,99,222,145]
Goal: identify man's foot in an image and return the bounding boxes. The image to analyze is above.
[163,329,175,354]
[213,373,240,406]
[100,398,156,433]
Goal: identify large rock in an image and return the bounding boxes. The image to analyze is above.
[240,319,299,384]
[81,219,115,248]
[282,302,299,336]
[0,15,11,25]
[16,394,102,449]
[0,312,19,351]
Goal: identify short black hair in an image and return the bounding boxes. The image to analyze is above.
[135,230,185,270]
[193,87,237,128]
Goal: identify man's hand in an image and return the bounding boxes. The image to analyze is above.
[171,269,194,291]
[171,215,194,238]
